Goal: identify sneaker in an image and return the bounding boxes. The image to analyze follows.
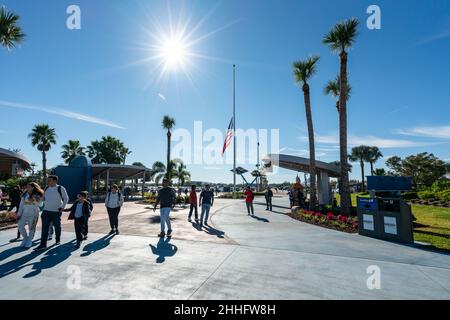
[188,218,192,222]
[33,245,47,251]
[55,240,61,245]
[158,232,165,238]
[75,242,81,249]
[20,239,27,247]
[167,230,172,237]
[115,229,120,235]
[109,229,115,235]
[83,235,88,240]
[204,222,209,227]
[25,240,33,248]
[47,236,52,241]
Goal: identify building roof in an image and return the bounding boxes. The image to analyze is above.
[92,164,152,180]
[263,154,340,177]
[0,147,31,175]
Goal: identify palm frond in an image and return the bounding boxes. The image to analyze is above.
[323,18,359,53]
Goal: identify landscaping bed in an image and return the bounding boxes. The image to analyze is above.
[0,211,17,230]
[289,207,358,233]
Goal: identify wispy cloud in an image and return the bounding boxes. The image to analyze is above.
[0,100,125,129]
[394,125,450,140]
[300,133,439,148]
[158,93,167,102]
[416,29,450,46]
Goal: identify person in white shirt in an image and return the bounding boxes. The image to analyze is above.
[34,175,69,251]
[64,191,93,249]
[17,182,44,248]
[105,184,124,235]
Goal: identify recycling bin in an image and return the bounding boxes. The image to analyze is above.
[357,197,413,243]
[357,197,380,238]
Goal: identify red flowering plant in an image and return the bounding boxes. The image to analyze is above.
[289,208,358,234]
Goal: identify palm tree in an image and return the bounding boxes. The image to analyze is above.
[323,18,359,214]
[324,75,352,112]
[367,146,383,175]
[173,161,191,187]
[293,56,320,209]
[162,115,176,179]
[147,161,167,186]
[61,140,85,164]
[28,124,57,181]
[348,145,371,192]
[0,6,25,51]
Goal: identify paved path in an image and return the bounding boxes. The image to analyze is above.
[0,196,449,299]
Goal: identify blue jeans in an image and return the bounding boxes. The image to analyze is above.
[40,210,61,246]
[200,204,211,225]
[160,207,172,233]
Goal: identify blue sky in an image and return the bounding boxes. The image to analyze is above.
[1,0,450,183]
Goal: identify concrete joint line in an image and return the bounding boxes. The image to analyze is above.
[187,245,239,300]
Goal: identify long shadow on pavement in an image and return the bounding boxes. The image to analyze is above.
[23,240,78,278]
[149,237,177,263]
[250,215,270,223]
[81,234,115,257]
[0,240,40,262]
[203,225,226,238]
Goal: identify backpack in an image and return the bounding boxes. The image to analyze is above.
[107,191,122,206]
[44,185,63,200]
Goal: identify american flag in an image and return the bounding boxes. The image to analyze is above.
[222,117,234,155]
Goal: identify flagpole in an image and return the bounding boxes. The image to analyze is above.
[233,64,236,198]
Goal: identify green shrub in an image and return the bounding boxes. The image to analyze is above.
[437,190,450,202]
[431,179,450,192]
[418,190,437,200]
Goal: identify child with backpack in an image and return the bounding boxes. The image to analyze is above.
[64,191,93,249]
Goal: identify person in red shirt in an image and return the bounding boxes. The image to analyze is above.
[188,185,198,223]
[244,186,254,216]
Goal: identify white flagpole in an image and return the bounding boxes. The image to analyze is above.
[233,64,236,197]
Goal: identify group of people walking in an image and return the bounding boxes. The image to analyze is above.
[10,176,126,250]
[8,175,275,250]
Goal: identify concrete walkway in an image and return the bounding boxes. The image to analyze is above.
[0,196,449,299]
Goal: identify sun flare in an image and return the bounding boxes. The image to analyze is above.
[159,36,188,70]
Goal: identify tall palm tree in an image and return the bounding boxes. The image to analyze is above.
[61,140,85,164]
[173,161,191,187]
[348,145,371,192]
[324,75,352,112]
[28,124,57,181]
[162,115,176,179]
[293,56,320,209]
[367,146,383,175]
[152,161,167,186]
[0,6,25,51]
[323,18,359,214]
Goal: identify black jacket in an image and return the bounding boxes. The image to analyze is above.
[65,199,93,220]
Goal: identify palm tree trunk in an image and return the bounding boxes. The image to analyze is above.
[166,131,171,179]
[339,51,351,214]
[360,160,365,192]
[370,162,374,176]
[303,83,317,209]
[42,151,47,182]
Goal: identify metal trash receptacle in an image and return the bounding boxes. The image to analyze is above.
[377,198,413,243]
[357,197,380,238]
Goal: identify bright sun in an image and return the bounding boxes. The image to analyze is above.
[160,37,187,69]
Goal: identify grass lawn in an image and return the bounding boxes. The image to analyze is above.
[335,193,450,252]
[412,205,450,252]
